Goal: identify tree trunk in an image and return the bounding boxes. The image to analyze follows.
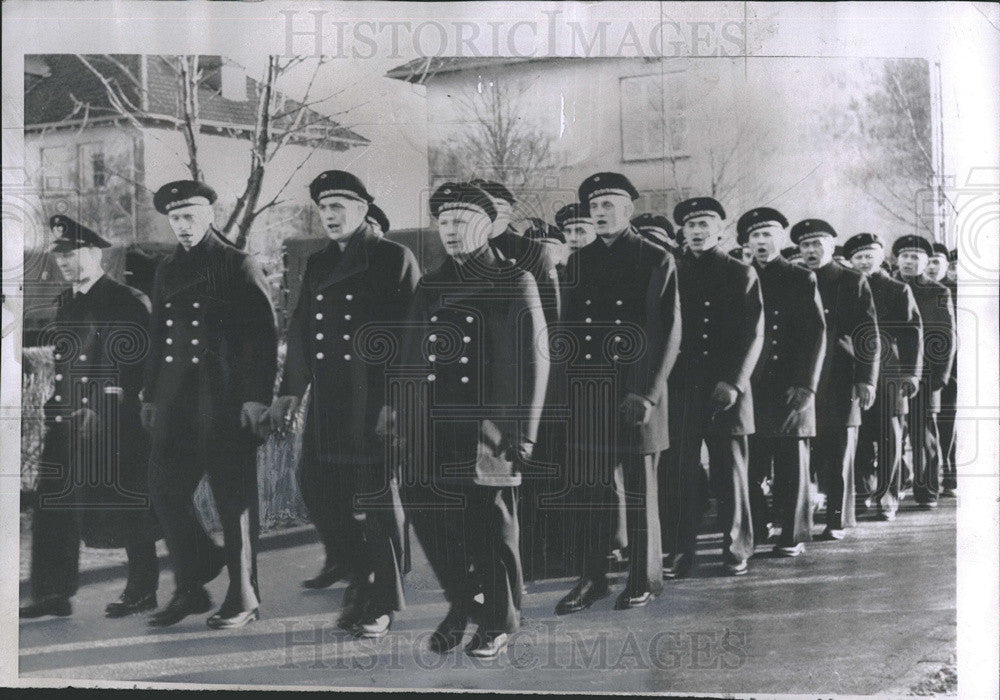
[178,56,203,182]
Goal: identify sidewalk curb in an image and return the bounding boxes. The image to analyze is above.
[19,525,318,599]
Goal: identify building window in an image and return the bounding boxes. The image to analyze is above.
[620,72,689,162]
[78,143,107,190]
[40,146,73,192]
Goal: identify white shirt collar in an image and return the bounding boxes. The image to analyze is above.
[72,272,104,296]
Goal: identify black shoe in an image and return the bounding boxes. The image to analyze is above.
[817,527,847,541]
[302,564,347,590]
[464,628,509,658]
[554,576,610,615]
[336,584,366,631]
[940,488,957,498]
[774,542,805,557]
[198,548,227,585]
[614,589,656,610]
[207,607,259,630]
[916,500,939,510]
[662,552,695,580]
[20,595,72,619]
[429,606,470,654]
[106,591,157,618]
[725,559,749,576]
[354,612,392,639]
[148,587,212,627]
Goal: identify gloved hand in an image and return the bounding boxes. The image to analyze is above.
[70,407,100,437]
[853,383,876,412]
[780,386,815,433]
[240,401,271,439]
[900,376,920,399]
[620,392,654,426]
[710,381,739,411]
[268,395,301,435]
[140,402,156,432]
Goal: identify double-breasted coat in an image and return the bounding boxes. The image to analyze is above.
[812,262,880,432]
[866,271,923,416]
[670,246,764,436]
[490,227,561,329]
[401,246,549,488]
[281,225,420,465]
[750,256,827,437]
[560,229,681,457]
[894,273,956,413]
[40,275,155,548]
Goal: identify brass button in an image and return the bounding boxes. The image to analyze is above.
[193,302,200,309]
[316,332,324,340]
[343,354,351,361]
[55,395,62,402]
[463,336,471,343]
[166,338,173,345]
[585,353,592,360]
[316,293,323,301]
[55,374,63,381]
[344,314,352,321]
[81,397,89,404]
[428,354,437,362]
[166,320,174,326]
[165,302,172,309]
[342,334,350,341]
[79,354,87,362]
[191,357,200,364]
[461,376,469,384]
[316,313,324,320]
[80,377,88,383]
[55,416,63,423]
[191,339,199,345]
[585,335,592,341]
[616,300,623,306]
[460,357,469,364]
[345,294,354,301]
[466,316,474,323]
[165,356,173,363]
[430,315,438,322]
[191,320,199,327]
[427,374,436,382]
[429,334,437,342]
[316,352,325,360]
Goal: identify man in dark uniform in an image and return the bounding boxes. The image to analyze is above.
[554,172,680,613]
[631,213,678,253]
[143,180,277,629]
[660,197,763,579]
[845,233,922,521]
[21,216,159,619]
[269,171,418,638]
[366,203,391,237]
[793,219,879,539]
[780,246,806,267]
[396,181,548,658]
[893,235,956,508]
[470,179,561,328]
[738,208,826,557]
[939,248,958,496]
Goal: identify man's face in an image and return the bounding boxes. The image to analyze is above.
[436,208,492,257]
[53,247,101,284]
[589,194,634,237]
[925,254,947,281]
[799,236,835,270]
[897,250,929,278]
[490,198,513,236]
[683,214,723,254]
[317,196,367,242]
[167,204,214,249]
[946,259,958,283]
[849,246,885,276]
[747,224,784,264]
[563,222,597,254]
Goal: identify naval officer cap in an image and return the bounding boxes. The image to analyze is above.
[931,242,950,259]
[153,180,218,215]
[310,170,373,205]
[366,203,390,233]
[469,178,515,205]
[892,234,933,257]
[632,213,675,241]
[673,197,726,226]
[49,214,112,252]
[736,207,789,245]
[843,232,884,259]
[555,202,593,229]
[523,217,565,244]
[578,172,640,203]
[790,218,837,245]
[429,182,497,222]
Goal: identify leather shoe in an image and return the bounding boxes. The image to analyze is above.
[20,595,72,619]
[429,606,470,654]
[464,629,509,658]
[207,607,259,630]
[148,587,212,627]
[354,613,392,639]
[876,508,897,522]
[916,500,939,510]
[555,576,610,615]
[302,564,347,590]
[817,527,846,541]
[662,552,695,580]
[774,542,805,557]
[106,591,157,618]
[614,589,655,610]
[940,488,956,498]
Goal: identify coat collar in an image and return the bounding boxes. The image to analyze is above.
[314,223,378,291]
[424,245,504,305]
[162,230,224,299]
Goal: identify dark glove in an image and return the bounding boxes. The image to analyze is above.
[710,381,739,411]
[620,392,654,426]
[140,402,156,432]
[900,376,920,399]
[853,383,876,412]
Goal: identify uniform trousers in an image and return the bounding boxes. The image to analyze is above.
[907,384,942,504]
[748,437,813,546]
[813,426,858,530]
[297,454,406,617]
[661,435,754,565]
[938,378,958,491]
[855,393,904,513]
[406,482,522,635]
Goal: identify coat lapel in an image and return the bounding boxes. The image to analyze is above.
[315,225,374,292]
[161,234,217,300]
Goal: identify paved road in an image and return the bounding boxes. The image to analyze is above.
[19,499,956,694]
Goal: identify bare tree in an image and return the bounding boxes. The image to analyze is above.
[71,54,367,249]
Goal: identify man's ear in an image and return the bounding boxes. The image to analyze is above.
[623,199,636,221]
